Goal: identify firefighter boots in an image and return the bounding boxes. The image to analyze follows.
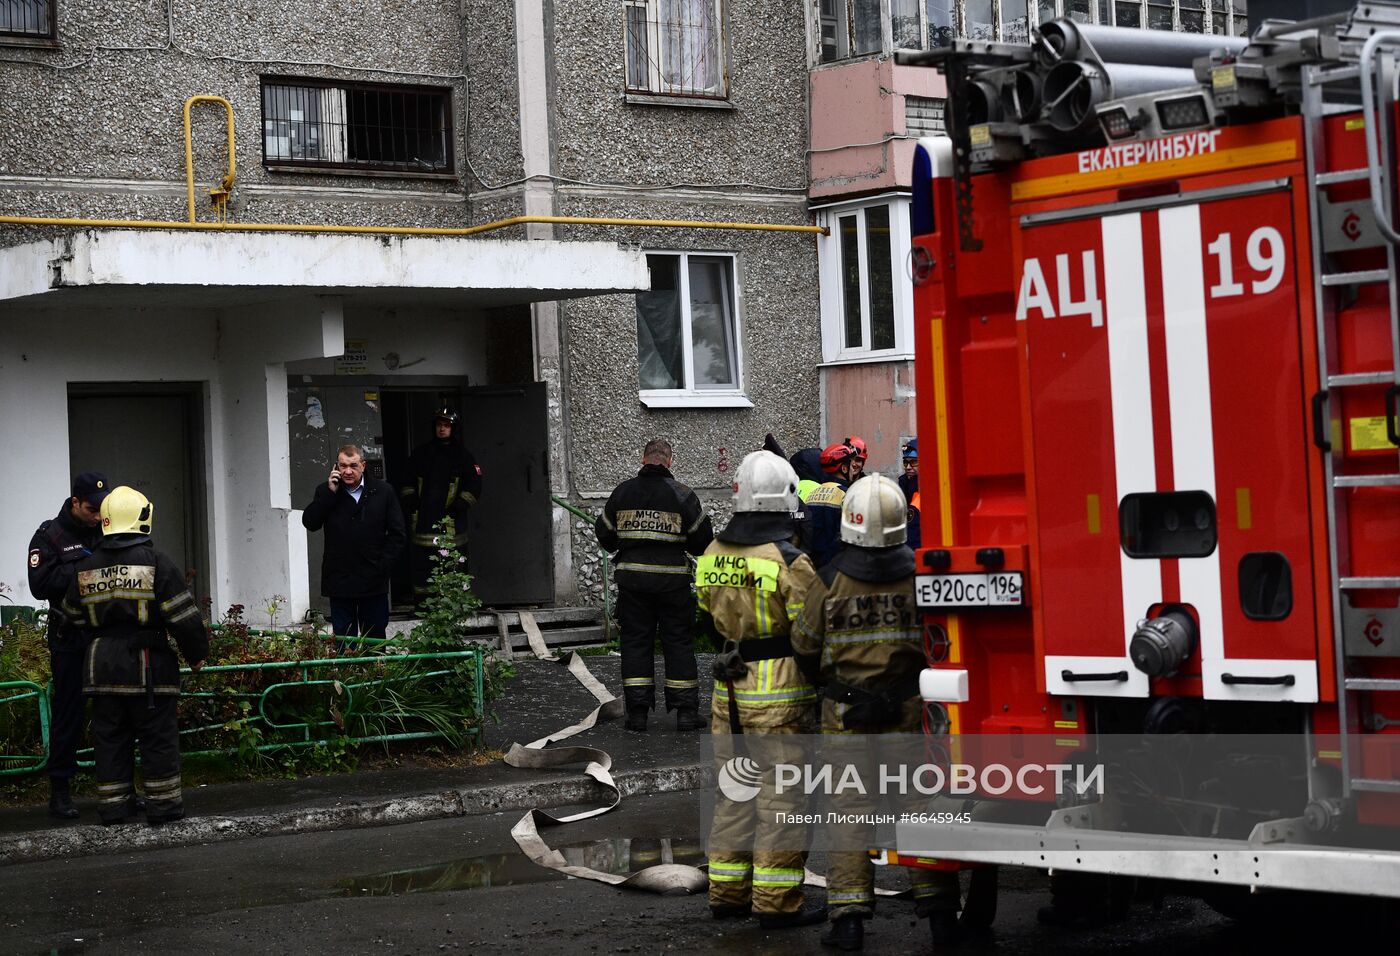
[676,707,704,731]
[709,903,751,919]
[820,915,864,950]
[625,707,649,732]
[47,777,78,820]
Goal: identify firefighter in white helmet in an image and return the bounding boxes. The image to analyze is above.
[697,450,827,929]
[792,473,961,950]
[60,487,208,825]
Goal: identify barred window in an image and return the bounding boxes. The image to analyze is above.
[1,0,54,39]
[260,78,453,175]
[624,0,727,99]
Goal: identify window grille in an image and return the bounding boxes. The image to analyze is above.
[624,0,727,98]
[0,0,54,39]
[261,79,453,175]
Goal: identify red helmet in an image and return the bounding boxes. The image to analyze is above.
[820,439,863,474]
[845,436,868,461]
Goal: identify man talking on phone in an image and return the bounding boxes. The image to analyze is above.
[302,444,406,649]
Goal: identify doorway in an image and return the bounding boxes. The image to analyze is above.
[67,384,210,605]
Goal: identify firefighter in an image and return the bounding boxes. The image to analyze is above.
[804,437,867,569]
[61,486,208,825]
[26,471,110,819]
[594,438,713,731]
[399,407,482,605]
[699,450,826,929]
[898,438,921,551]
[792,474,961,950]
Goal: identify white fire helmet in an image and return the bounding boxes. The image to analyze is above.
[840,474,907,547]
[101,486,154,537]
[733,450,800,514]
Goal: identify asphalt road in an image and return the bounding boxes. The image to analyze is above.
[0,789,1322,955]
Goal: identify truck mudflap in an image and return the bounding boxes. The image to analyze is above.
[895,803,1400,898]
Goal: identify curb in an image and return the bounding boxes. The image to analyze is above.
[1,764,709,867]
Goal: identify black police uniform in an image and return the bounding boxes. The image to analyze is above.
[27,499,103,786]
[594,463,713,717]
[62,533,208,824]
[399,427,482,602]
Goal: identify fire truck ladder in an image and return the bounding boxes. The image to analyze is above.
[1303,30,1400,800]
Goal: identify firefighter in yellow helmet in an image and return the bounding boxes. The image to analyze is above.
[61,487,208,825]
[792,473,961,950]
[699,450,826,929]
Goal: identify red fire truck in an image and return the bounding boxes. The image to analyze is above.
[894,4,1400,921]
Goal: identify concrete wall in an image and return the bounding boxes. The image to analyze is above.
[0,298,340,615]
[519,2,821,606]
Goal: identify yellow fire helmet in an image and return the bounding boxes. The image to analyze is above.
[101,485,154,537]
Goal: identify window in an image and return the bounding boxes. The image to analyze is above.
[1,0,54,40]
[260,78,452,175]
[817,0,1247,57]
[624,0,727,99]
[636,252,749,407]
[816,197,913,362]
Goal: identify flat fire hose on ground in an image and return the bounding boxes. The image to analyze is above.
[501,610,707,894]
[497,612,897,898]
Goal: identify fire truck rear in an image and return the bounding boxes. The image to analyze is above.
[893,3,1400,919]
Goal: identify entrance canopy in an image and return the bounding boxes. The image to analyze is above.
[0,228,650,307]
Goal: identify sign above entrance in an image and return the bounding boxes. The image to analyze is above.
[335,339,369,375]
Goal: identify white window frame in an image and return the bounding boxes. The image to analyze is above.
[637,250,752,409]
[815,194,914,365]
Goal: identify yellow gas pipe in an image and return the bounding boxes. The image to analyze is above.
[184,95,236,223]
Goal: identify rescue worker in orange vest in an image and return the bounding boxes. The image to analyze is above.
[792,474,961,950]
[898,437,921,551]
[805,437,867,570]
[699,450,826,929]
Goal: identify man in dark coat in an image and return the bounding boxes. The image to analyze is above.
[399,407,482,605]
[27,471,109,819]
[594,438,713,731]
[61,486,208,825]
[302,443,407,644]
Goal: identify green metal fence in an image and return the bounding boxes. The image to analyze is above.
[552,494,614,641]
[0,647,485,776]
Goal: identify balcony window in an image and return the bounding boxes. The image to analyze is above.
[816,0,1247,57]
[624,0,727,99]
[817,197,913,362]
[261,78,452,176]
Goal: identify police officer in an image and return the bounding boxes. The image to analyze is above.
[399,407,483,605]
[792,474,961,950]
[594,438,713,731]
[27,471,110,819]
[699,450,826,929]
[804,437,867,570]
[61,487,208,825]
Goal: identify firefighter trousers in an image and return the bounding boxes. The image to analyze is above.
[707,723,811,915]
[91,695,183,823]
[616,586,698,713]
[822,732,959,920]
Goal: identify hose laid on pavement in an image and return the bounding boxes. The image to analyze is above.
[502,611,708,894]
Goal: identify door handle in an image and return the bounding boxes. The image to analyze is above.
[1060,669,1129,682]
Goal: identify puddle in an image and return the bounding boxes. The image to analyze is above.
[337,836,706,896]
